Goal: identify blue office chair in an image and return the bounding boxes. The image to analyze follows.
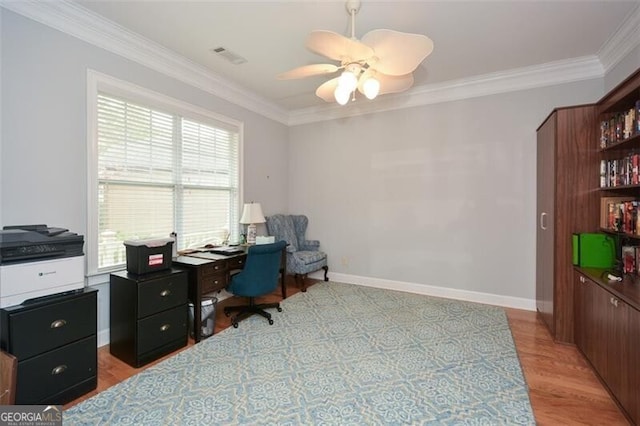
[223,240,287,328]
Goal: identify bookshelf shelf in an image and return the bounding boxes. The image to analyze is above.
[599,228,640,241]
[600,184,640,192]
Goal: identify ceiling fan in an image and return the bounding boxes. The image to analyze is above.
[277,0,434,105]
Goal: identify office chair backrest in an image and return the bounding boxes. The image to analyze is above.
[233,240,287,296]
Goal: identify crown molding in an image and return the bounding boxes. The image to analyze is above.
[598,3,640,73]
[2,0,630,127]
[288,56,604,126]
[0,0,290,125]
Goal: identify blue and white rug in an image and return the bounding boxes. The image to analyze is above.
[65,282,535,425]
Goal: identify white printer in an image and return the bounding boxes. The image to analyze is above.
[0,225,85,308]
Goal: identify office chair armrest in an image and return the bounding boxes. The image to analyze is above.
[301,240,320,251]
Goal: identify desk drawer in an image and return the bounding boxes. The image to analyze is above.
[137,272,187,318]
[201,272,227,294]
[16,335,96,404]
[6,292,97,360]
[199,260,228,278]
[229,255,247,270]
[137,305,187,355]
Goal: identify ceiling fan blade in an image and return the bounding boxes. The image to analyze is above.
[277,64,339,80]
[358,71,414,96]
[315,77,340,103]
[307,30,374,63]
[362,29,434,76]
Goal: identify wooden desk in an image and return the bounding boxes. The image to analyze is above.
[173,247,286,342]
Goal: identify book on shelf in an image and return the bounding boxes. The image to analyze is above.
[599,100,640,148]
[601,196,635,229]
[622,245,637,274]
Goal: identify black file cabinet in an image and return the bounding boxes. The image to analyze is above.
[0,288,98,405]
[109,268,188,368]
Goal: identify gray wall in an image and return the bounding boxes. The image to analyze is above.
[288,80,603,303]
[604,44,640,93]
[0,10,289,341]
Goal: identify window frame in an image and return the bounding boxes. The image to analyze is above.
[86,70,244,280]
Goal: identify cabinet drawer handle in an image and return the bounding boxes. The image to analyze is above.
[51,365,67,375]
[214,265,220,270]
[580,276,585,283]
[50,319,67,329]
[238,260,243,264]
[540,212,548,230]
[160,324,170,332]
[160,289,171,297]
[214,280,219,285]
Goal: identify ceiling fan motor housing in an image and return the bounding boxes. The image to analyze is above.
[346,0,361,14]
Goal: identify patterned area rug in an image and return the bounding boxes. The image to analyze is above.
[65,282,535,425]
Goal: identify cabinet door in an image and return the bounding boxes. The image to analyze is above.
[605,294,629,413]
[629,306,640,425]
[574,273,587,351]
[577,275,636,422]
[577,276,607,375]
[536,115,556,332]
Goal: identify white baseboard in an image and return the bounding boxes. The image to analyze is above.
[307,271,536,311]
[97,329,109,348]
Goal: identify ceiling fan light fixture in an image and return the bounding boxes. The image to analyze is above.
[334,86,351,105]
[362,77,380,100]
[279,0,432,106]
[338,70,358,93]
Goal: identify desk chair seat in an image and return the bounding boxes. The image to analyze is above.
[223,240,287,328]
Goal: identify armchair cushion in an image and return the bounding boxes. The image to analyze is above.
[292,251,325,266]
[300,240,320,251]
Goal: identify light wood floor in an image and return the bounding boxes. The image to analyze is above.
[65,279,630,425]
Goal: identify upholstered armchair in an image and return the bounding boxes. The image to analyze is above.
[265,214,329,292]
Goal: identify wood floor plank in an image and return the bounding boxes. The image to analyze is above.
[63,280,630,425]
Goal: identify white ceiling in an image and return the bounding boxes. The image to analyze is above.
[64,1,639,112]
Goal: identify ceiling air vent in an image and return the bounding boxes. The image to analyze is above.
[210,47,247,65]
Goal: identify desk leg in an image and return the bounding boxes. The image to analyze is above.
[194,283,202,343]
[280,248,287,299]
[280,269,286,299]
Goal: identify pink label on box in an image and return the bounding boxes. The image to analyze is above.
[148,254,164,266]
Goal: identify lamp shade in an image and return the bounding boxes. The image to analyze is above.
[363,77,380,100]
[239,202,265,224]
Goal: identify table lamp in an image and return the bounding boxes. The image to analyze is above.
[239,202,265,245]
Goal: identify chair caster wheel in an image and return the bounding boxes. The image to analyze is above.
[268,319,274,325]
[277,307,282,312]
[232,322,238,328]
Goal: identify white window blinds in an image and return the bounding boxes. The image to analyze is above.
[93,91,240,273]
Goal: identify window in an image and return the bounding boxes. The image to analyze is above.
[87,72,242,275]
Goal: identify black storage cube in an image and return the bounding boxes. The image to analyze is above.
[124,239,173,275]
